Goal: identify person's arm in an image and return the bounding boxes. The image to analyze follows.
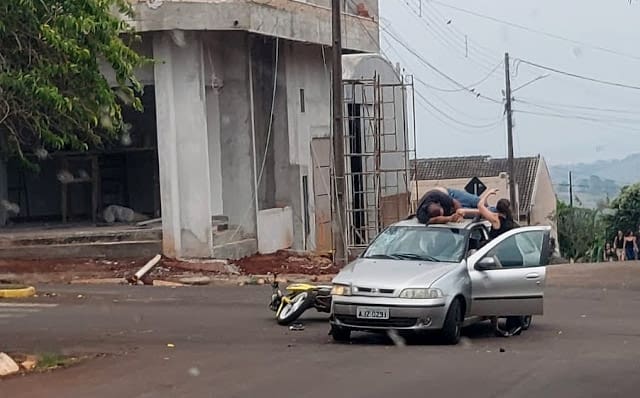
[428,213,462,224]
[477,188,500,229]
[456,208,480,217]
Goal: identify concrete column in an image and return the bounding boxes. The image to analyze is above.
[153,30,213,258]
[218,32,257,236]
[203,35,224,217]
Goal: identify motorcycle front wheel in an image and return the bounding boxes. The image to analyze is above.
[276,291,315,325]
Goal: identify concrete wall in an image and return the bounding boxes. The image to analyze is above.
[153,30,214,258]
[129,0,379,53]
[257,206,294,253]
[215,32,257,237]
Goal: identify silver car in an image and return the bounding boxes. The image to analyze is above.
[330,218,552,344]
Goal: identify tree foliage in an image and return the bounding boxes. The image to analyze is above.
[554,200,607,262]
[555,183,640,262]
[0,0,148,161]
[606,183,640,235]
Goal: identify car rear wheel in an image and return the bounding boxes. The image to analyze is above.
[440,298,463,345]
[331,325,351,343]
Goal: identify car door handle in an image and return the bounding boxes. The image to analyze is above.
[525,273,540,280]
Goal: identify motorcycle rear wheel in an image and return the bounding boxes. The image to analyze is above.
[276,291,315,325]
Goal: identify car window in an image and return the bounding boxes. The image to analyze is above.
[468,227,488,251]
[363,226,467,263]
[486,230,545,268]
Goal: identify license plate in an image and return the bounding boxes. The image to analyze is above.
[356,306,389,320]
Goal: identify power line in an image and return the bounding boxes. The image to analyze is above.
[381,24,503,104]
[395,1,499,72]
[514,100,640,123]
[513,109,640,133]
[515,59,640,91]
[416,90,505,129]
[414,96,505,136]
[419,0,502,65]
[514,97,640,115]
[429,0,640,62]
[385,28,503,94]
[380,34,503,124]
[413,76,504,122]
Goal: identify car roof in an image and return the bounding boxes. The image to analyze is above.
[391,217,491,230]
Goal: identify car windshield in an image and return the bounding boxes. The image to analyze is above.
[362,226,467,263]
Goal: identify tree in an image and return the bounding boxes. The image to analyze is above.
[554,200,607,262]
[606,183,640,235]
[0,0,148,162]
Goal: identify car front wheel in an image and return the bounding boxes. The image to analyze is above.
[440,298,463,345]
[330,325,351,343]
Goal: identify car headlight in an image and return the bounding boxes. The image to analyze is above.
[399,288,444,299]
[331,284,352,296]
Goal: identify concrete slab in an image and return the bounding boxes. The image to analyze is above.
[0,352,19,377]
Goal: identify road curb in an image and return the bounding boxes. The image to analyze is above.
[0,285,36,299]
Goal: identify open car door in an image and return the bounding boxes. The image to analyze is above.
[467,226,552,317]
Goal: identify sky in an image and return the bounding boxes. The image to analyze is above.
[379,0,640,165]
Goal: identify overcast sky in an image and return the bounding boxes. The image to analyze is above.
[379,0,640,165]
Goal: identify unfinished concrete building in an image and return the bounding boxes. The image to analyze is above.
[0,0,414,260]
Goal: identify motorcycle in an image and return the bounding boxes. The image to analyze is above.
[269,275,332,325]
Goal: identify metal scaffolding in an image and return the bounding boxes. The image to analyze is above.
[338,75,417,255]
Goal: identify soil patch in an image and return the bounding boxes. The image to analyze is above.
[235,250,340,275]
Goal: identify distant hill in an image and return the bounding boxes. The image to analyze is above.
[549,153,640,208]
[550,153,640,186]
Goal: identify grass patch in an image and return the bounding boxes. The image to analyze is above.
[36,353,79,371]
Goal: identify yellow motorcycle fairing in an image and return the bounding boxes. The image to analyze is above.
[285,283,317,292]
[275,284,315,317]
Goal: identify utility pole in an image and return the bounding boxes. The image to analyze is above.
[569,171,573,208]
[331,0,346,264]
[504,52,517,216]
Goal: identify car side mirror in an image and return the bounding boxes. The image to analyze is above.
[475,257,496,271]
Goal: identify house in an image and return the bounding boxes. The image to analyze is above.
[410,155,557,239]
[0,1,413,260]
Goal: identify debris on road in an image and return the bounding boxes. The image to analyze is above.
[0,352,19,377]
[178,276,212,286]
[499,348,506,353]
[289,323,305,331]
[188,367,201,377]
[167,343,175,348]
[224,264,241,275]
[128,254,162,285]
[20,355,38,371]
[152,280,185,287]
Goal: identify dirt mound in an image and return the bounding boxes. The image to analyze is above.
[235,251,340,275]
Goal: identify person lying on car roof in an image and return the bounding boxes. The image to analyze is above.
[416,187,497,225]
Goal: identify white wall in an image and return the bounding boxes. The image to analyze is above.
[531,158,558,240]
[284,42,331,251]
[257,207,294,254]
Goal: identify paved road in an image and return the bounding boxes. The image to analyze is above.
[1,278,640,398]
